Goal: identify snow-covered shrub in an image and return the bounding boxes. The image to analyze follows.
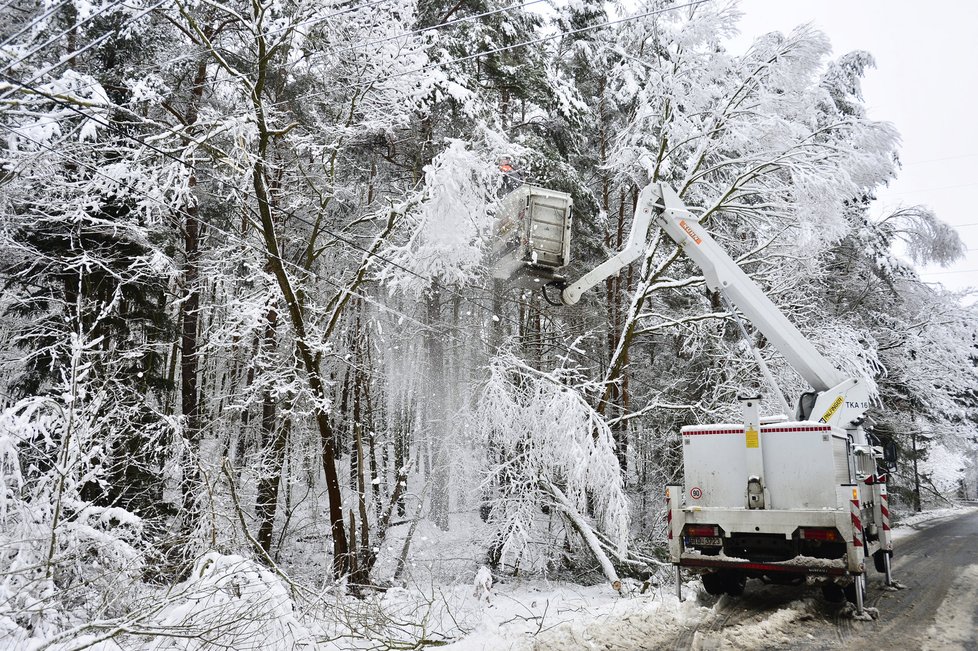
[130,553,311,650]
[475,350,629,574]
[0,333,152,643]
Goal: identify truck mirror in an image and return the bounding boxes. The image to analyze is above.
[882,440,898,470]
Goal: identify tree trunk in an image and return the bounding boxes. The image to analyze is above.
[425,287,450,530]
[178,56,209,528]
[248,27,349,575]
[255,308,286,554]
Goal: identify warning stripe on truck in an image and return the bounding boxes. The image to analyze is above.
[679,556,849,576]
[850,498,863,547]
[682,426,833,436]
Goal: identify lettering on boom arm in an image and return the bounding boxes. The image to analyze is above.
[818,396,844,423]
[679,219,702,245]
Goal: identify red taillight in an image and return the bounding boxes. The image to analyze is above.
[685,525,720,537]
[799,527,840,541]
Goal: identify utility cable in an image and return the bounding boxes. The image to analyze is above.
[0,0,73,53]
[283,0,712,107]
[314,0,547,61]
[0,0,173,102]
[1,0,146,75]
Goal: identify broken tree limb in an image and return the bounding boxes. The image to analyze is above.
[541,480,621,592]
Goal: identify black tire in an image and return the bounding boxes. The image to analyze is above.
[724,572,746,596]
[844,580,865,604]
[873,549,893,573]
[702,572,726,596]
[821,582,846,603]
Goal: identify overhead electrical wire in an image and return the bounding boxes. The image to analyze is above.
[0,0,173,102]
[1,0,150,75]
[316,0,548,61]
[0,0,74,52]
[280,0,713,106]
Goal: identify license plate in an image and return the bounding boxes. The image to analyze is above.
[686,536,722,547]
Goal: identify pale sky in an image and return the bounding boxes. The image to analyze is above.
[729,0,978,296]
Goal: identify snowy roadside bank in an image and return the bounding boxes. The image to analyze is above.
[891,504,978,540]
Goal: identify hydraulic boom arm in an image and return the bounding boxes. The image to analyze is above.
[560,183,870,431]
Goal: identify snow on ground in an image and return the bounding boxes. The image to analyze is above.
[430,505,978,650]
[438,577,709,651]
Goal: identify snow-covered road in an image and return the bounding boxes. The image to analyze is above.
[852,509,978,651]
[446,509,978,650]
[668,508,978,650]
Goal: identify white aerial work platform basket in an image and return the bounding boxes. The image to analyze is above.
[491,185,573,288]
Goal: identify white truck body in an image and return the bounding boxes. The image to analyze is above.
[666,419,892,583]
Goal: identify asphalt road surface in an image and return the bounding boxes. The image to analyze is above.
[673,509,978,650]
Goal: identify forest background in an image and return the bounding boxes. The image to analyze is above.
[1,0,976,646]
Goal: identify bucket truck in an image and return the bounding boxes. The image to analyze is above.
[492,182,897,611]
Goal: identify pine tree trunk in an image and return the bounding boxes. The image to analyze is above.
[426,287,450,530]
[255,308,285,554]
[178,56,209,528]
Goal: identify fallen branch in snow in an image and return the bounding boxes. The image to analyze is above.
[394,482,430,583]
[592,527,670,576]
[541,480,621,592]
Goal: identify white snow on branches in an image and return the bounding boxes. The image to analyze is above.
[475,351,629,571]
[381,140,499,295]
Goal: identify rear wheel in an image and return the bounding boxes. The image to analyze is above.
[821,582,846,603]
[702,572,726,596]
[873,549,893,573]
[724,572,746,596]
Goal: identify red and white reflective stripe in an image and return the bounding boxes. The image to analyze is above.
[880,492,891,532]
[682,429,742,436]
[850,498,863,547]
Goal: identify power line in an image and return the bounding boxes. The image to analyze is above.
[887,180,978,196]
[258,0,400,39]
[0,0,73,53]
[282,0,712,106]
[902,152,978,167]
[0,0,173,103]
[1,0,142,75]
[921,268,978,277]
[310,0,547,62]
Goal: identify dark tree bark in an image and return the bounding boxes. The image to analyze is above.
[178,55,209,526]
[255,308,286,554]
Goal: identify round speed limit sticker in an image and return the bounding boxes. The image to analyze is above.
[690,487,703,499]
